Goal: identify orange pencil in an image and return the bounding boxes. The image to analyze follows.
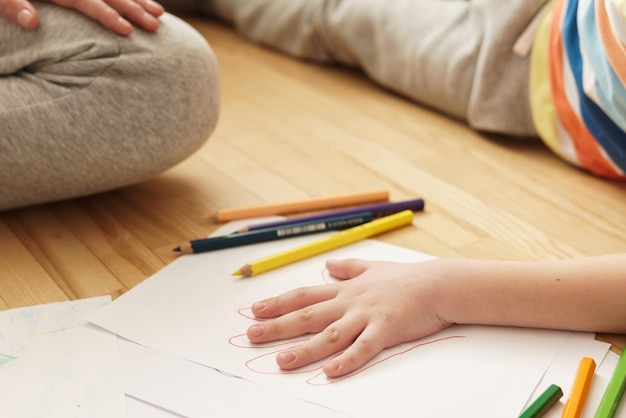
[562,357,596,418]
[203,190,389,222]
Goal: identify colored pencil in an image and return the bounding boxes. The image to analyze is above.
[236,198,425,233]
[173,211,373,254]
[595,349,626,418]
[202,189,389,222]
[519,384,563,418]
[562,357,596,418]
[232,209,414,277]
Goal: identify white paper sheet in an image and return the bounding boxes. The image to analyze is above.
[120,338,346,417]
[0,297,125,417]
[522,333,611,417]
[89,237,575,417]
[125,395,183,417]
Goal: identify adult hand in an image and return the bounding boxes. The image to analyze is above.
[246,258,452,378]
[0,0,165,36]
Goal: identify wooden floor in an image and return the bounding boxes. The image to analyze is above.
[2,17,625,353]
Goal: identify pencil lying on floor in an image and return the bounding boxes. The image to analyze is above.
[202,189,389,222]
[236,197,425,233]
[232,210,414,277]
[173,211,373,254]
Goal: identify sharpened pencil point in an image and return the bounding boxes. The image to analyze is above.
[232,265,253,277]
[172,246,181,252]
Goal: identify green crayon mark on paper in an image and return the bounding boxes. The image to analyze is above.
[0,354,17,365]
[36,326,75,336]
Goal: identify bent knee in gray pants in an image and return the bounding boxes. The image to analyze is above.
[0,4,219,210]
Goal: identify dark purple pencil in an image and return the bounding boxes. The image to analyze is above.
[236,198,425,232]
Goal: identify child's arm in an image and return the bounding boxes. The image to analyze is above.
[247,254,626,377]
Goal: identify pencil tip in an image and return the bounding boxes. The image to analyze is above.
[172,246,181,252]
[200,213,218,223]
[237,265,253,277]
[232,265,253,276]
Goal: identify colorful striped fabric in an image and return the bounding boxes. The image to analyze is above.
[530,0,626,178]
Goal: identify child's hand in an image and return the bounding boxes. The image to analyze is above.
[0,0,165,35]
[247,258,453,378]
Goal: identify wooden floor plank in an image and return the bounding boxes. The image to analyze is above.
[0,219,67,309]
[51,199,166,290]
[2,208,124,301]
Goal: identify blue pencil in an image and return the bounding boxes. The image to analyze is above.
[236,198,425,233]
[173,211,374,254]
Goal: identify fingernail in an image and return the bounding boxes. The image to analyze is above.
[325,360,341,373]
[17,9,33,28]
[252,301,266,311]
[118,17,133,32]
[248,324,264,338]
[146,0,164,13]
[143,11,158,23]
[278,350,296,363]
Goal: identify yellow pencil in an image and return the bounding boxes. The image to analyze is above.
[203,189,389,222]
[562,357,596,418]
[232,210,414,277]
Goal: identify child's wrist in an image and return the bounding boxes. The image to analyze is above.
[427,257,476,327]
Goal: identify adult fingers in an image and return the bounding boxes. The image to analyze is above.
[0,0,39,29]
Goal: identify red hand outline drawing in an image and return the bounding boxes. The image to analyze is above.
[228,267,465,386]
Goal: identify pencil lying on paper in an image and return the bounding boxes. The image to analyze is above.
[562,357,596,418]
[173,211,373,254]
[518,384,563,418]
[236,198,425,233]
[595,349,626,418]
[203,189,389,222]
[232,209,414,277]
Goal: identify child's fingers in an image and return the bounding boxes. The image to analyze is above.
[275,315,366,371]
[103,0,160,31]
[251,283,339,319]
[47,0,162,35]
[46,0,133,35]
[0,0,39,29]
[132,0,163,17]
[322,324,387,377]
[248,295,345,343]
[325,258,377,280]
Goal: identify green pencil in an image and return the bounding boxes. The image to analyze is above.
[595,350,626,418]
[519,384,563,418]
